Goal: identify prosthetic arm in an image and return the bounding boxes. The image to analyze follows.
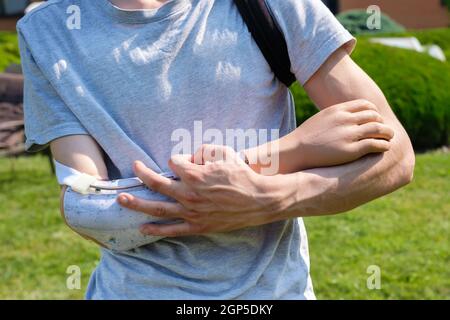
[57,159,181,251]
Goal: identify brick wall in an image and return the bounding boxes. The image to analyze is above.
[0,0,42,31]
[0,17,17,31]
[339,0,449,29]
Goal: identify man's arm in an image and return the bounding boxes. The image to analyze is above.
[50,135,108,211]
[114,46,414,237]
[50,134,109,181]
[277,46,415,216]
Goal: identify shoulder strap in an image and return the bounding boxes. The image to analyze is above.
[234,0,296,87]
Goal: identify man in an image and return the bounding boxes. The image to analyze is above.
[18,0,414,299]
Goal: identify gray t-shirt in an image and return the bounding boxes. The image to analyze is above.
[17,0,355,299]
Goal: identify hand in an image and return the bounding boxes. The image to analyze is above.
[117,146,288,237]
[296,99,394,170]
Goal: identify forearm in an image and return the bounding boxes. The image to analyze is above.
[243,102,393,175]
[271,47,415,217]
[276,124,415,218]
[244,129,305,174]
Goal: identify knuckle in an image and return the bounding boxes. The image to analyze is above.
[357,98,371,106]
[332,104,346,114]
[357,98,370,104]
[224,145,235,154]
[361,99,377,111]
[153,205,167,217]
[339,109,352,119]
[185,170,202,184]
[385,141,392,150]
[356,129,365,141]
[184,210,202,220]
[183,191,202,204]
[389,128,395,138]
[380,143,390,151]
[370,123,383,133]
[346,111,359,123]
[194,224,208,234]
[362,141,374,153]
[201,143,214,154]
[368,110,381,121]
[166,230,181,237]
[369,141,382,150]
[350,143,364,155]
[201,143,213,150]
[201,144,217,161]
[334,110,351,125]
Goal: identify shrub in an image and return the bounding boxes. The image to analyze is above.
[366,28,450,61]
[337,10,405,35]
[444,0,450,11]
[291,38,450,150]
[0,32,20,72]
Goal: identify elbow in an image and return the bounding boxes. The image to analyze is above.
[397,144,415,187]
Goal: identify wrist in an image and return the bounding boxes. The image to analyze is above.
[241,148,262,174]
[257,173,302,220]
[259,170,337,219]
[294,132,309,171]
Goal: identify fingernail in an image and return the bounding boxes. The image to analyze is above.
[170,154,185,165]
[140,225,151,235]
[119,195,129,204]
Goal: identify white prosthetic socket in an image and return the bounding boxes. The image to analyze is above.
[55,159,179,251]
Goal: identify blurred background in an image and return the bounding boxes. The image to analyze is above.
[0,0,448,299]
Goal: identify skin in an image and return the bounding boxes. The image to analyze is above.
[53,0,415,238]
[110,0,170,10]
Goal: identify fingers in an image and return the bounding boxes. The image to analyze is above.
[192,144,238,165]
[357,138,391,154]
[342,99,378,113]
[358,122,395,141]
[117,194,187,219]
[133,160,187,202]
[353,109,384,125]
[192,144,217,164]
[168,154,204,183]
[169,146,242,184]
[140,221,199,237]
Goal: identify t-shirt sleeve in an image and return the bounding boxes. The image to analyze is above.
[265,0,356,85]
[17,29,89,153]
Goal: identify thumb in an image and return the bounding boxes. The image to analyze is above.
[168,154,199,178]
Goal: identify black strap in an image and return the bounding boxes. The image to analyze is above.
[234,0,296,87]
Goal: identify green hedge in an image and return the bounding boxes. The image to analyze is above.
[366,28,450,61]
[291,37,450,150]
[0,32,20,72]
[444,0,450,11]
[337,10,405,35]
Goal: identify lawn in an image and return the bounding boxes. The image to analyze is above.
[0,151,448,299]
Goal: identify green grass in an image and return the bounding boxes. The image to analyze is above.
[0,155,100,299]
[305,150,450,299]
[0,151,448,299]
